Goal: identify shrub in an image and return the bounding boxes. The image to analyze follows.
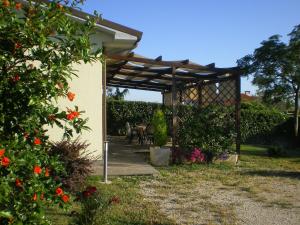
[71,186,110,225]
[267,146,286,157]
[0,0,99,224]
[152,109,168,147]
[49,139,94,193]
[178,106,235,162]
[240,102,288,143]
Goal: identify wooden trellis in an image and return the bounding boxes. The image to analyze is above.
[105,53,242,154]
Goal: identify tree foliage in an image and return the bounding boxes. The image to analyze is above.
[106,87,129,101]
[238,24,300,137]
[0,0,100,224]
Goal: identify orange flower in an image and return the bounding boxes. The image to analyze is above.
[33,193,37,201]
[45,168,50,177]
[0,149,5,158]
[56,187,63,196]
[2,0,10,7]
[33,137,41,145]
[15,2,21,10]
[33,165,42,175]
[67,92,75,101]
[1,157,10,167]
[15,178,22,187]
[61,194,69,203]
[66,111,79,121]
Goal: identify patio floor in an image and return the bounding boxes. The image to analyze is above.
[92,136,159,176]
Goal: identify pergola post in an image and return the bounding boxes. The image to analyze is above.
[172,66,177,150]
[235,74,241,157]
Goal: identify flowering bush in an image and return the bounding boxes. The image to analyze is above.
[71,186,111,225]
[0,0,100,224]
[178,106,235,163]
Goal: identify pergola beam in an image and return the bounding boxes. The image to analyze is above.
[108,84,164,92]
[106,54,239,74]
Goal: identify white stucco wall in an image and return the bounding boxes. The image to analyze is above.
[47,31,105,159]
[47,60,103,159]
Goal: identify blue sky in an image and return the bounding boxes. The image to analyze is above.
[83,0,300,102]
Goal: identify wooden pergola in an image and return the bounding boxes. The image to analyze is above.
[103,53,242,155]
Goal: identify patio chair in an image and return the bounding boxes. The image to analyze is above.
[145,124,154,145]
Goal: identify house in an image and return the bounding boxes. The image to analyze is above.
[32,1,242,160]
[40,2,143,159]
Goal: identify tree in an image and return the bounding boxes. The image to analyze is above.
[238,24,300,137]
[107,87,129,100]
[0,0,100,224]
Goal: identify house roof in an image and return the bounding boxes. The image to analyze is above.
[22,0,143,41]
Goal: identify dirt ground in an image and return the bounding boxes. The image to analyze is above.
[139,146,300,225]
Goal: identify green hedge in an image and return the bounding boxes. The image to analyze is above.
[107,100,162,135]
[107,100,292,144]
[240,102,288,143]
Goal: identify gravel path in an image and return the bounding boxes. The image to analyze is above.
[140,177,300,225]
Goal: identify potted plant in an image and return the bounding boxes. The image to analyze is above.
[149,109,170,166]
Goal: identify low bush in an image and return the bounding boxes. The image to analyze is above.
[267,146,286,157]
[178,106,235,163]
[48,139,94,193]
[70,186,121,225]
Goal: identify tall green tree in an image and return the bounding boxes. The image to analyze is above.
[107,87,129,100]
[238,24,300,137]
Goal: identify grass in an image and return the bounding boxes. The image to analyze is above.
[47,145,300,225]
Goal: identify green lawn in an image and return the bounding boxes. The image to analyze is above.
[47,145,300,225]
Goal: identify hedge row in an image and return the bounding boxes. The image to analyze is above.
[107,100,293,144]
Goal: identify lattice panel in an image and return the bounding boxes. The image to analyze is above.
[180,86,199,106]
[201,79,236,107]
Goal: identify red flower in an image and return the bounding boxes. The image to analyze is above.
[33,193,37,201]
[86,186,97,194]
[67,92,75,101]
[83,190,91,198]
[33,137,41,145]
[61,194,69,203]
[11,74,20,82]
[45,168,50,177]
[33,165,42,174]
[15,2,21,10]
[0,149,5,158]
[56,187,63,196]
[15,178,22,187]
[1,157,10,167]
[15,42,22,49]
[2,0,10,7]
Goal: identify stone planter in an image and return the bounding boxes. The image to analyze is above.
[150,146,171,166]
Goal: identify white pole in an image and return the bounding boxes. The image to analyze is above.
[103,141,109,183]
